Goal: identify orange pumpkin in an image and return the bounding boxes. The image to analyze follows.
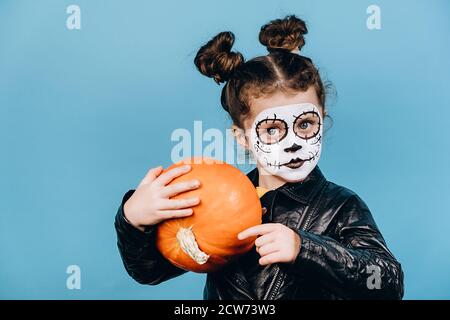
[156,157,262,273]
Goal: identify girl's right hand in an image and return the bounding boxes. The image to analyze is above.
[123,164,201,232]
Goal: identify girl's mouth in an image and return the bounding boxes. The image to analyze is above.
[283,158,305,169]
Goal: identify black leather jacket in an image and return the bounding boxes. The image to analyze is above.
[115,166,404,299]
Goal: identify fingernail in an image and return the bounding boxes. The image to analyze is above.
[184,165,191,170]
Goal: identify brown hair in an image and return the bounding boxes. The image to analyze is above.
[194,15,330,128]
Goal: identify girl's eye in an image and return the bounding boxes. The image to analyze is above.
[255,118,288,144]
[293,111,321,140]
[299,122,310,130]
[267,127,278,135]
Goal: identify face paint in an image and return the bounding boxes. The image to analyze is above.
[249,103,323,182]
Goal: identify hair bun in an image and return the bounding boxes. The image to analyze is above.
[194,31,244,84]
[259,15,308,53]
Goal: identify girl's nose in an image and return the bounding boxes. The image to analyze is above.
[284,143,302,152]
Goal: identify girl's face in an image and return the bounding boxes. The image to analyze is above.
[233,86,324,184]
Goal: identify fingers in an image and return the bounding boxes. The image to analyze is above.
[238,223,277,240]
[138,166,163,187]
[256,243,278,256]
[160,197,200,210]
[160,179,201,198]
[254,233,275,247]
[259,251,284,266]
[156,208,194,220]
[154,165,191,187]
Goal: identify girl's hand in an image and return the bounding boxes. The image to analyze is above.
[237,223,301,266]
[124,164,201,232]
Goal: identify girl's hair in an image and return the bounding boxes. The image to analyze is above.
[194,15,331,128]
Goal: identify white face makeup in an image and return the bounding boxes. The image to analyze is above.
[249,103,323,182]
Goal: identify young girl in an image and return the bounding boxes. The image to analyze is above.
[115,15,404,299]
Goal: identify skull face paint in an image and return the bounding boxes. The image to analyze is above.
[249,103,323,182]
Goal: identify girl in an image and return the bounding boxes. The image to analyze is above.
[115,15,404,299]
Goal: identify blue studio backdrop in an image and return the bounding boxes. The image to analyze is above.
[1,0,449,299]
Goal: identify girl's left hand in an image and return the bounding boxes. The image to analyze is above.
[238,223,301,266]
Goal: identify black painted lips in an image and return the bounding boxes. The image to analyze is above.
[284,157,305,169]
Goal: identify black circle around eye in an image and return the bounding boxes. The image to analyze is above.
[255,118,288,145]
[293,111,321,140]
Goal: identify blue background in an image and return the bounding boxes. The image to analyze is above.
[1,0,449,299]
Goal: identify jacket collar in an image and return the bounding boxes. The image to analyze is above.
[246,165,327,204]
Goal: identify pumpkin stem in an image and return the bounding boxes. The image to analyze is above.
[176,226,210,265]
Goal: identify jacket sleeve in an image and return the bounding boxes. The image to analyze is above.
[114,190,187,285]
[289,194,404,299]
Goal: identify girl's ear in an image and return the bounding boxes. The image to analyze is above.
[231,124,249,150]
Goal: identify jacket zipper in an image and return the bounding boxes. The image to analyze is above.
[230,189,281,300]
[264,182,327,300]
[264,219,310,300]
[263,191,282,300]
